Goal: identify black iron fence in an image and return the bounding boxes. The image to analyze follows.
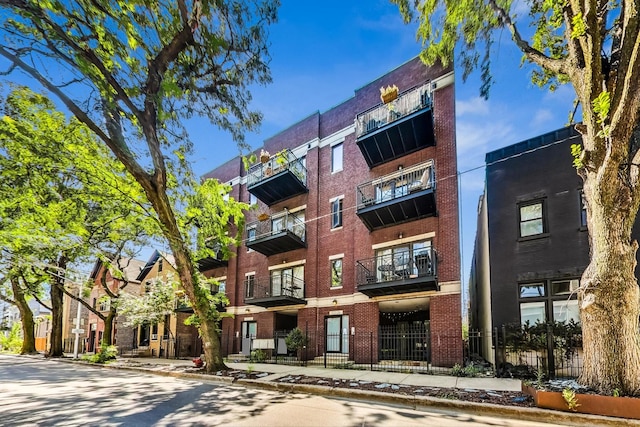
[468,322,583,379]
[116,335,203,359]
[222,323,458,375]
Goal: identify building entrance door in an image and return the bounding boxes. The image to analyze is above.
[241,321,257,356]
[325,315,349,353]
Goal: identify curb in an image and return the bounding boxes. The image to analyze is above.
[30,356,640,427]
[234,378,640,427]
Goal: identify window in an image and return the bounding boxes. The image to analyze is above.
[245,274,255,298]
[518,279,580,325]
[271,265,304,297]
[331,198,343,229]
[158,258,163,272]
[247,226,256,251]
[520,283,545,298]
[520,302,546,325]
[579,190,587,228]
[211,280,226,295]
[98,298,110,312]
[250,193,257,206]
[519,200,545,237]
[331,258,343,288]
[331,142,343,173]
[551,279,578,296]
[375,240,433,281]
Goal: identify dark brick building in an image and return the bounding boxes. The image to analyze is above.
[202,57,462,367]
[469,127,588,362]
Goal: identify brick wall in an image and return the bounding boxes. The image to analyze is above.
[430,293,463,366]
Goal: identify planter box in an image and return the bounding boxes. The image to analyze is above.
[523,384,640,420]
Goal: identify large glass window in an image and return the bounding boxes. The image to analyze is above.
[519,201,545,237]
[331,143,343,173]
[271,265,304,297]
[518,279,580,326]
[375,240,432,281]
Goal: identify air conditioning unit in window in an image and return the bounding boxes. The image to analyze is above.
[151,334,158,340]
[570,280,580,292]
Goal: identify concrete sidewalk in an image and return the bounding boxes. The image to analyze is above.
[116,357,521,392]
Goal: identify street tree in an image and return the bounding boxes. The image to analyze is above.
[0,87,158,356]
[393,0,640,394]
[0,0,278,371]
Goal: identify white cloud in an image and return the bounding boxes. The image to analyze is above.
[531,108,554,128]
[456,97,490,117]
[456,118,514,171]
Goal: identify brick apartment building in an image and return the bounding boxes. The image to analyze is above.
[85,257,145,352]
[202,57,462,367]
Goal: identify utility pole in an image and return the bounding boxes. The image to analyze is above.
[72,289,84,359]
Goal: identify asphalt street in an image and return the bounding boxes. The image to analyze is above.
[0,354,562,427]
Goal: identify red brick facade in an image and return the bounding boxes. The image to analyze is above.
[208,57,462,367]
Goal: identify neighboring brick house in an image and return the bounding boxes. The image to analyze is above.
[467,126,640,366]
[134,250,201,358]
[202,57,463,367]
[85,258,145,352]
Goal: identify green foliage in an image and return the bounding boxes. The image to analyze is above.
[0,323,23,353]
[450,363,480,377]
[570,13,586,39]
[562,387,581,411]
[118,275,177,327]
[613,388,620,397]
[285,327,308,354]
[250,349,267,362]
[83,344,118,364]
[592,91,611,138]
[246,364,255,374]
[570,143,583,169]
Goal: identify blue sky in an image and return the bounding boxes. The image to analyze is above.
[188,1,577,294]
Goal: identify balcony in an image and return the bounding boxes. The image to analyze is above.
[196,251,228,272]
[246,210,306,256]
[355,82,435,168]
[247,149,308,206]
[356,247,438,297]
[356,161,436,231]
[244,274,306,308]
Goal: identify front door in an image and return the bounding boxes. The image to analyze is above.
[325,315,349,353]
[241,321,257,355]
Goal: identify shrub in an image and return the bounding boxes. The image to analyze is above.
[250,349,267,362]
[83,344,118,364]
[285,328,308,355]
[0,323,23,353]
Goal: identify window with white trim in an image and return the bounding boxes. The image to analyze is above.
[331,142,343,173]
[331,198,343,229]
[331,258,343,288]
[519,200,546,237]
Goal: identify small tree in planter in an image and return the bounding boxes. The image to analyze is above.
[285,328,308,363]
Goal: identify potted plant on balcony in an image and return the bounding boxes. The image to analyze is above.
[257,212,270,221]
[380,84,398,104]
[260,149,270,164]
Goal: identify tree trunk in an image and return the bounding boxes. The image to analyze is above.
[138,179,225,372]
[47,255,66,357]
[579,170,640,395]
[10,277,36,354]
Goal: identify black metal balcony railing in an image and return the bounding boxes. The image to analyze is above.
[355,83,435,168]
[245,210,306,256]
[244,274,306,308]
[247,149,308,206]
[356,161,436,231]
[356,247,438,297]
